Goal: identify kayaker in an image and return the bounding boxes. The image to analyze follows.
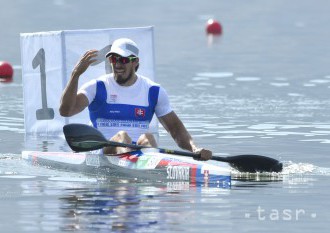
[59,38,212,160]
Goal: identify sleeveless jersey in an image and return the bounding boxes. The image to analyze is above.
[78,74,171,141]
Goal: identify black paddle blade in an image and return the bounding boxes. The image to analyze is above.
[224,154,283,173]
[63,123,109,152]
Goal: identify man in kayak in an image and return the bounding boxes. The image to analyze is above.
[59,38,212,160]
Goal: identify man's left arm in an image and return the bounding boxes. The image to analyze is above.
[158,111,212,160]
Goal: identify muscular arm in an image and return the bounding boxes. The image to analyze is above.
[159,111,212,160]
[59,73,89,116]
[159,111,197,152]
[59,50,97,117]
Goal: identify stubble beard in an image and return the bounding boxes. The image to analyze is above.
[115,69,135,86]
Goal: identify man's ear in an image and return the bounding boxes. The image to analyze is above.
[134,58,140,71]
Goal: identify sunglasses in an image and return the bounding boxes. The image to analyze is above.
[109,56,137,65]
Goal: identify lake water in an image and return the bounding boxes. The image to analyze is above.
[1,0,330,232]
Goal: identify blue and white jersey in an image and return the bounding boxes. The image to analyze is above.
[78,74,172,141]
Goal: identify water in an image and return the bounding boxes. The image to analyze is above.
[1,0,330,232]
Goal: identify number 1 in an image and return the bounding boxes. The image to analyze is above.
[32,48,55,120]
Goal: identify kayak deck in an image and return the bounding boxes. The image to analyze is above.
[22,148,231,188]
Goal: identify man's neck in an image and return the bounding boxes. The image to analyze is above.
[116,74,138,86]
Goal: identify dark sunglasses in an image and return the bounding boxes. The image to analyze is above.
[109,55,137,64]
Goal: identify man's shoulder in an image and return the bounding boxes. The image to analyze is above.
[138,75,160,87]
[96,73,113,82]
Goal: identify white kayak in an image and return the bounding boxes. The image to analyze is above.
[22,148,231,188]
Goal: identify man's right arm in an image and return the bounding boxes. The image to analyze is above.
[59,75,89,117]
[59,50,98,117]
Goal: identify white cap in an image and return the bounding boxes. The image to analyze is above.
[105,38,139,58]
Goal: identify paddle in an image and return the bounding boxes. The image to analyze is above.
[63,123,283,173]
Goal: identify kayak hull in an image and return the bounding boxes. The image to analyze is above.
[22,148,231,188]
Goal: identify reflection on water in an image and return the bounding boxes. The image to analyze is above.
[24,134,70,152]
[59,185,159,231]
[3,176,231,232]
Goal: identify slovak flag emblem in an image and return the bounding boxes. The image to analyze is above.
[135,108,146,117]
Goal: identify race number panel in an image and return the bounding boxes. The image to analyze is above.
[20,27,157,135]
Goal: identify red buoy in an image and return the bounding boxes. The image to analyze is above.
[0,61,14,83]
[206,19,222,35]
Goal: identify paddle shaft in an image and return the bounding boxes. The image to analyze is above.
[101,140,231,162]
